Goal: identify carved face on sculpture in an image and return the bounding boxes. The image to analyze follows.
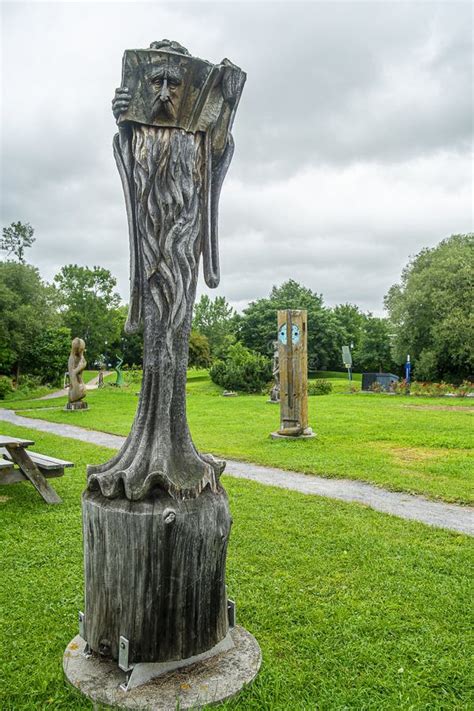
[278,323,300,346]
[146,63,183,121]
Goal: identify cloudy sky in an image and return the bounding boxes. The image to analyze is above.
[1,0,472,314]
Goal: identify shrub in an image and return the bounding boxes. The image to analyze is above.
[0,373,43,400]
[391,378,411,395]
[457,380,474,396]
[308,379,333,396]
[411,381,449,397]
[16,374,43,394]
[407,380,473,397]
[210,342,272,393]
[369,381,383,393]
[188,331,212,369]
[120,364,142,386]
[0,375,13,399]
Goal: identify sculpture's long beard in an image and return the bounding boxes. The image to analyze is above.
[132,125,204,327]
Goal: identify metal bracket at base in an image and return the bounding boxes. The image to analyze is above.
[227,599,236,628]
[118,631,235,692]
[78,611,92,658]
[118,635,133,673]
[119,670,133,693]
[78,611,85,639]
[116,596,236,693]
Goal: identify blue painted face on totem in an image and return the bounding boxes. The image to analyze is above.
[278,324,300,345]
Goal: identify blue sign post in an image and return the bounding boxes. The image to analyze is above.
[405,354,411,394]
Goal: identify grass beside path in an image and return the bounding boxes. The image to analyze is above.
[0,422,472,710]
[4,372,473,505]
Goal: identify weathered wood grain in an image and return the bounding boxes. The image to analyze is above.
[6,445,62,504]
[277,309,309,434]
[83,486,231,664]
[0,468,64,484]
[1,448,72,470]
[0,460,14,477]
[0,435,34,447]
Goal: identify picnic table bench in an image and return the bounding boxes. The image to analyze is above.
[0,435,73,504]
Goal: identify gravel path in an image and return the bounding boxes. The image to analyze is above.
[0,408,472,535]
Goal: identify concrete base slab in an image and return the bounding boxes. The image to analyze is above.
[270,431,316,439]
[65,402,88,411]
[63,626,261,710]
[123,632,235,691]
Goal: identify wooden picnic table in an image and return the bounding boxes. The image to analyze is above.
[0,435,71,504]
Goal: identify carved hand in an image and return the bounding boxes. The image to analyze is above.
[112,87,131,121]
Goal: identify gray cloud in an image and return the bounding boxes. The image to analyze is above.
[1,1,472,317]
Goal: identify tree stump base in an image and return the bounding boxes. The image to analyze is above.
[63,625,261,710]
[65,401,88,411]
[270,431,316,439]
[82,487,231,664]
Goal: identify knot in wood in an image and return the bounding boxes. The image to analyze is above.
[163,508,176,524]
[99,639,112,657]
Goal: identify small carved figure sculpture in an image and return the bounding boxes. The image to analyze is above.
[66,337,88,410]
[114,356,124,387]
[268,340,280,403]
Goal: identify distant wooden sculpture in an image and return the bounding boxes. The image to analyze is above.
[268,340,280,403]
[272,310,314,438]
[67,41,261,702]
[66,337,88,411]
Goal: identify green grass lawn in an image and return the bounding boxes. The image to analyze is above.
[3,372,472,505]
[0,422,472,710]
[82,370,99,384]
[311,370,362,379]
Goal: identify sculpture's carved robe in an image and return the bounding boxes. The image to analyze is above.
[87,51,245,500]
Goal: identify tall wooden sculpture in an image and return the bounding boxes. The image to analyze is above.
[66,337,88,410]
[272,309,314,438]
[65,43,260,703]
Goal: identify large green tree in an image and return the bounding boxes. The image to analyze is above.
[0,261,66,382]
[26,326,72,385]
[240,279,343,370]
[353,315,395,373]
[192,295,239,359]
[330,303,365,365]
[104,305,144,368]
[385,234,474,381]
[54,265,122,365]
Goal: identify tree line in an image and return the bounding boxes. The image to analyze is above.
[0,221,472,387]
[189,233,474,384]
